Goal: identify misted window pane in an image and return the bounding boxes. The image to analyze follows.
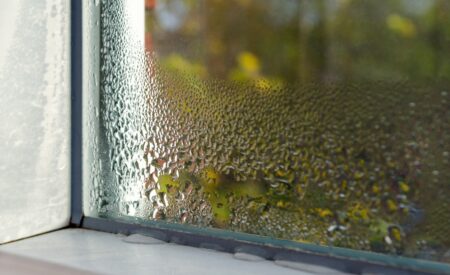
[0,0,70,243]
[87,0,450,263]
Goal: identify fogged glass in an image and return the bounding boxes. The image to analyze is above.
[88,0,450,263]
[0,0,70,243]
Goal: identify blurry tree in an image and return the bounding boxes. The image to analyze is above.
[149,0,449,84]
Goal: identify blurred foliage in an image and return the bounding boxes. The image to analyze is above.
[148,0,450,84]
[162,53,206,78]
[386,13,417,38]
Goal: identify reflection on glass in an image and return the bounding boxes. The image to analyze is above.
[90,0,450,263]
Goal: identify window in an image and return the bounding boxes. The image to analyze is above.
[83,0,450,272]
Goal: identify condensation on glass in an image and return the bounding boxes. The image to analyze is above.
[86,0,450,263]
[0,0,70,243]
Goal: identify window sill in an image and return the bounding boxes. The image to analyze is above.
[0,228,328,275]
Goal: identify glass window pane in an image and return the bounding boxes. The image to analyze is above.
[86,0,450,264]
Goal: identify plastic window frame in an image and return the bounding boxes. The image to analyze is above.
[69,1,450,274]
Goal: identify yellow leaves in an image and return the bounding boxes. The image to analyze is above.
[275,169,286,178]
[399,181,410,193]
[206,168,219,182]
[386,199,398,212]
[229,52,284,91]
[348,203,370,221]
[316,208,333,218]
[358,159,365,167]
[386,14,416,38]
[354,171,365,180]
[210,194,230,227]
[202,167,220,191]
[390,227,402,242]
[359,208,369,220]
[238,51,261,75]
[158,175,179,194]
[232,181,265,198]
[372,183,380,194]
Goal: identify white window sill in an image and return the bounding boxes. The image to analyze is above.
[0,228,334,275]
